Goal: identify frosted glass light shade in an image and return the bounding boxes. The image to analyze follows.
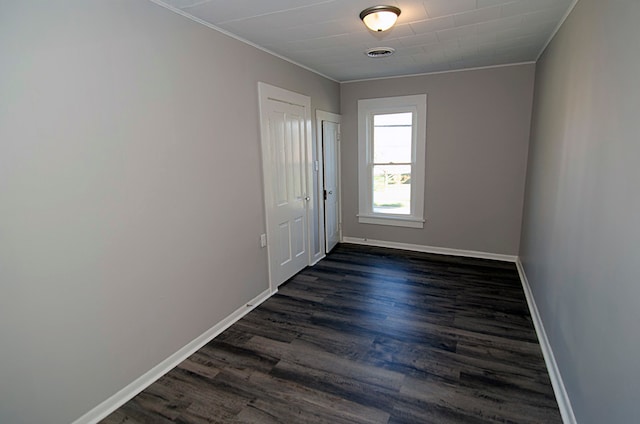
[360,6,401,32]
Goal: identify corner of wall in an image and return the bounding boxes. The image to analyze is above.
[515,258,577,424]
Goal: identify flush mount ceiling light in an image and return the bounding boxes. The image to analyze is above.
[360,5,401,32]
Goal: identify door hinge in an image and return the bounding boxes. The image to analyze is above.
[324,190,328,200]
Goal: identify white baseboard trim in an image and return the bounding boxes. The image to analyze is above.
[342,237,518,263]
[515,259,577,424]
[72,288,274,424]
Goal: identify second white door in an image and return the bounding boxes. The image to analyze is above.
[323,120,340,253]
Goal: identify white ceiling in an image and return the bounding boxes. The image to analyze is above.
[155,0,575,82]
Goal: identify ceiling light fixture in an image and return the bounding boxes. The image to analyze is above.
[360,5,401,32]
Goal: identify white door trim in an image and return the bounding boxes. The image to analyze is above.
[258,82,313,293]
[316,110,342,253]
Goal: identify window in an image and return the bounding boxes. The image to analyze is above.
[358,94,426,228]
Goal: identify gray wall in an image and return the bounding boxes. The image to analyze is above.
[519,0,640,423]
[340,65,535,255]
[0,2,338,423]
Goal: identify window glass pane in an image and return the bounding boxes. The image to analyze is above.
[373,112,412,164]
[373,126,412,163]
[374,112,412,126]
[373,164,411,215]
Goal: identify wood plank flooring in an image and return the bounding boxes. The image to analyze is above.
[102,244,562,424]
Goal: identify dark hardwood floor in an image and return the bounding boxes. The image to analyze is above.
[102,244,562,424]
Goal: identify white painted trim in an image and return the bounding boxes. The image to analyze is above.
[515,259,577,424]
[342,237,517,262]
[358,95,427,227]
[342,62,536,84]
[536,0,580,61]
[316,111,341,125]
[72,288,274,424]
[147,0,338,83]
[357,215,424,228]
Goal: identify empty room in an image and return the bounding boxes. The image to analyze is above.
[1,1,638,423]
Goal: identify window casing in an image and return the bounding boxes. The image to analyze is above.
[357,94,427,228]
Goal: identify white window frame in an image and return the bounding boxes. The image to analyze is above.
[357,94,427,228]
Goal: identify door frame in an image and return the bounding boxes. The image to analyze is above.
[258,82,314,293]
[316,110,342,254]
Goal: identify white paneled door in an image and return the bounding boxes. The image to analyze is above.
[259,83,312,289]
[322,120,340,253]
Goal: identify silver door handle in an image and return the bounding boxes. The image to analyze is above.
[304,196,310,201]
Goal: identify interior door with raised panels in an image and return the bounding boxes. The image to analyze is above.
[265,99,309,286]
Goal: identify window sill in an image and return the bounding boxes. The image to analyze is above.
[357,214,425,228]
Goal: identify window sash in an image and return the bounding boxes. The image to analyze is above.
[357,94,427,228]
[371,163,412,215]
[367,109,417,217]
